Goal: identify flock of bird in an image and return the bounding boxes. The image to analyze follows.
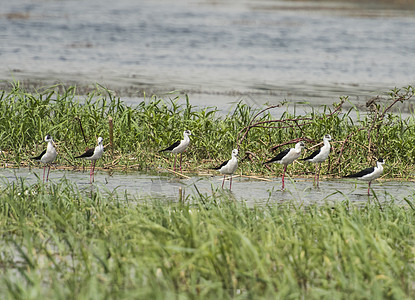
[31,131,385,195]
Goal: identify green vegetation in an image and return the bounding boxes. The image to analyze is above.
[0,82,414,180]
[0,179,414,299]
[1,82,415,298]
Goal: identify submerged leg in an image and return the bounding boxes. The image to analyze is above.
[46,165,51,182]
[316,163,321,187]
[282,165,287,190]
[90,161,95,183]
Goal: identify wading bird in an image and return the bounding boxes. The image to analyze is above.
[75,137,104,183]
[265,141,305,190]
[344,158,385,196]
[300,134,332,187]
[160,130,192,172]
[31,135,57,183]
[212,149,238,190]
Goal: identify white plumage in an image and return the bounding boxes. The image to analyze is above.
[160,130,192,172]
[265,141,305,190]
[31,135,57,182]
[213,149,238,190]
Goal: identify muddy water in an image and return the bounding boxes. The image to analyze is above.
[1,0,415,111]
[1,167,413,205]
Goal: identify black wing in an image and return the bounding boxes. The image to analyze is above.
[75,148,94,159]
[300,149,320,161]
[160,140,180,152]
[31,149,46,161]
[211,159,229,170]
[344,166,375,178]
[265,148,290,164]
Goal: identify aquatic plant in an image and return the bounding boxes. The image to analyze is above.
[0,179,414,298]
[0,82,414,180]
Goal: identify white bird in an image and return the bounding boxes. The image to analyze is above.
[160,130,192,172]
[265,141,305,190]
[344,158,385,196]
[300,134,332,187]
[212,149,238,190]
[31,135,58,182]
[75,137,104,183]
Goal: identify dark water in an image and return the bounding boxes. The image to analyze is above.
[1,167,413,205]
[1,0,415,110]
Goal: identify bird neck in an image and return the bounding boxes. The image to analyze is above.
[47,141,55,151]
[323,139,331,150]
[376,162,384,171]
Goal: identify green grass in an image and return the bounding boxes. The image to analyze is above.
[0,82,414,180]
[0,179,414,299]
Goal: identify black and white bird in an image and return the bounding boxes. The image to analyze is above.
[300,134,332,187]
[160,130,192,172]
[31,135,57,183]
[212,149,238,190]
[75,137,104,183]
[265,141,305,190]
[344,158,385,196]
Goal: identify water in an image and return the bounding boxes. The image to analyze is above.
[1,167,413,205]
[1,0,415,111]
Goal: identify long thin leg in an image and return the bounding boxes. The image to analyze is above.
[230,175,233,191]
[90,161,95,183]
[222,175,225,188]
[180,153,183,172]
[43,166,46,183]
[173,154,177,171]
[282,165,287,190]
[368,181,372,196]
[316,163,321,187]
[46,165,51,182]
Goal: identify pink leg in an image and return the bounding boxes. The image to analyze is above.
[222,175,225,189]
[46,165,51,182]
[230,175,233,191]
[180,153,183,172]
[316,163,321,187]
[90,161,95,183]
[43,166,46,183]
[282,165,287,190]
[173,155,177,171]
[368,181,372,196]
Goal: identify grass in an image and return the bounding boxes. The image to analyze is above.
[0,179,414,299]
[0,82,415,181]
[1,82,415,298]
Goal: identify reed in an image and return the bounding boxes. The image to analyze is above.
[0,82,414,180]
[0,179,414,298]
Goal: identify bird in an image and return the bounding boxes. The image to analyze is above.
[265,141,305,190]
[212,149,238,190]
[74,137,104,183]
[344,158,385,196]
[160,130,192,172]
[300,134,332,187]
[31,135,58,183]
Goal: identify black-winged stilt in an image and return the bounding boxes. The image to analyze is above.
[160,130,192,172]
[75,137,104,183]
[31,135,57,182]
[212,149,238,190]
[265,141,305,190]
[300,134,332,187]
[344,158,385,196]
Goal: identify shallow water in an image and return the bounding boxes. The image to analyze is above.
[1,167,413,205]
[1,0,415,111]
